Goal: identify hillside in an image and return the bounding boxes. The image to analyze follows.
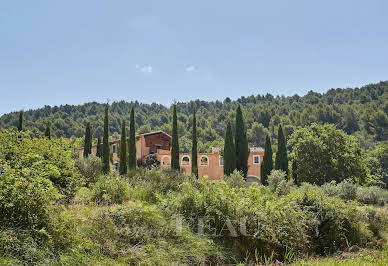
[1,81,387,152]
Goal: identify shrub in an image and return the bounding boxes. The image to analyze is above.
[0,162,77,263]
[287,183,376,254]
[141,154,160,169]
[88,174,131,205]
[267,170,295,196]
[0,130,83,199]
[74,155,103,185]
[224,170,246,188]
[336,179,358,201]
[76,201,224,264]
[356,186,388,206]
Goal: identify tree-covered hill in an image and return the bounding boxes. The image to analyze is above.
[1,81,387,152]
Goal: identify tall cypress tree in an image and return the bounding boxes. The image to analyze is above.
[128,106,137,169]
[119,120,128,175]
[223,121,236,176]
[84,122,92,158]
[96,137,102,158]
[235,105,249,177]
[171,105,180,170]
[191,107,198,177]
[18,111,24,132]
[102,105,110,173]
[275,124,289,176]
[261,135,273,185]
[45,121,52,139]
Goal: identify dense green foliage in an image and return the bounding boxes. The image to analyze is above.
[191,107,198,177]
[102,105,110,173]
[289,123,368,185]
[223,121,236,176]
[275,125,289,176]
[0,130,82,263]
[367,141,388,188]
[2,82,386,154]
[119,120,127,175]
[83,122,92,158]
[171,105,180,170]
[235,105,249,177]
[261,135,273,185]
[128,106,136,169]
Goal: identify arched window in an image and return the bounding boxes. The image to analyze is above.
[200,155,209,166]
[161,155,171,166]
[181,155,190,166]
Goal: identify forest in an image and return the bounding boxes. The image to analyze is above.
[1,81,387,154]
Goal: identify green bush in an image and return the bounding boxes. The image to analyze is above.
[88,174,131,205]
[287,183,377,254]
[74,155,103,186]
[74,201,224,265]
[267,170,295,196]
[0,130,83,199]
[356,186,388,206]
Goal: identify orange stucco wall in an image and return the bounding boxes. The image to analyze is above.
[78,132,264,181]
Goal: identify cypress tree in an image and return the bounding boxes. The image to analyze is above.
[191,107,198,177]
[44,121,52,139]
[96,137,102,158]
[235,105,249,177]
[119,120,128,175]
[102,105,110,173]
[260,135,273,185]
[128,106,137,169]
[83,122,92,158]
[275,124,289,176]
[223,121,236,176]
[18,111,24,132]
[171,105,180,170]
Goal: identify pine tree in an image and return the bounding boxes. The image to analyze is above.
[96,137,102,158]
[18,111,23,132]
[171,105,180,170]
[83,122,92,158]
[260,135,273,185]
[45,121,52,139]
[275,124,289,176]
[128,106,137,169]
[191,107,198,177]
[102,105,110,173]
[223,121,236,176]
[119,120,128,175]
[235,105,249,177]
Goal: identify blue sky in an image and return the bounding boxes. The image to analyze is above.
[0,0,387,115]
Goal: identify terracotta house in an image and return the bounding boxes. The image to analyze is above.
[79,131,264,183]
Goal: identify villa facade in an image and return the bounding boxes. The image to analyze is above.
[79,131,264,183]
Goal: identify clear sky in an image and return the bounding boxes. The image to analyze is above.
[1,0,387,115]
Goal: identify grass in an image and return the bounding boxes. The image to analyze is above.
[292,245,388,266]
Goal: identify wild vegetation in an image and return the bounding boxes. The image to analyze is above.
[0,129,387,265]
[0,81,387,264]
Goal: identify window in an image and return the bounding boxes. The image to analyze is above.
[253,155,260,164]
[200,156,209,166]
[161,155,171,166]
[219,156,224,166]
[181,155,190,166]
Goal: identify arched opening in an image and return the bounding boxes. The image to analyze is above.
[161,155,171,166]
[200,155,209,166]
[181,155,191,166]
